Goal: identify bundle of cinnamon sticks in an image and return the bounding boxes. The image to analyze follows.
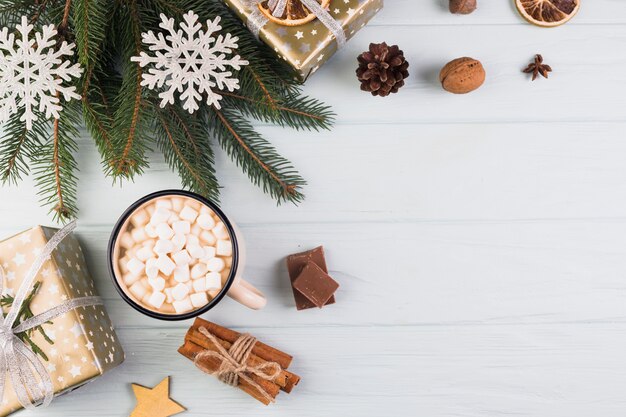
[178,318,301,405]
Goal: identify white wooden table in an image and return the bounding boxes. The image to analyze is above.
[9,1,626,415]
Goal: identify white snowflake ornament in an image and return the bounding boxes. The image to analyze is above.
[131,11,249,113]
[0,16,83,130]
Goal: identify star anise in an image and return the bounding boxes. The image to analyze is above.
[523,54,552,81]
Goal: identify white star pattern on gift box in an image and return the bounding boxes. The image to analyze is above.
[0,16,82,130]
[131,11,249,113]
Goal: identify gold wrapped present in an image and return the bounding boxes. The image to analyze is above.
[0,222,124,416]
[225,0,384,79]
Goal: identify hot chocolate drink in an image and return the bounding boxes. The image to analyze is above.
[112,195,233,315]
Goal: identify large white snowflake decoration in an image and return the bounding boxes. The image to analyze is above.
[131,11,249,113]
[0,16,83,130]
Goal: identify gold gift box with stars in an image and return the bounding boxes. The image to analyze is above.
[225,0,384,80]
[0,226,124,416]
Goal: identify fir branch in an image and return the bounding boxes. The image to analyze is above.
[31,100,81,221]
[0,109,46,184]
[220,91,334,131]
[153,103,220,201]
[107,0,151,179]
[0,282,54,362]
[206,107,305,203]
[72,0,110,69]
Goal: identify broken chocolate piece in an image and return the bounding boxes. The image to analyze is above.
[292,261,339,309]
[286,246,335,310]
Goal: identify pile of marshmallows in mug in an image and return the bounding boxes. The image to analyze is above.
[117,196,233,315]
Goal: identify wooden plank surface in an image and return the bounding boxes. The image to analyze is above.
[6,2,626,416]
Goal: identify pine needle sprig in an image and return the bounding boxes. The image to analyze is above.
[0,109,46,185]
[31,100,81,221]
[106,1,152,180]
[153,103,220,201]
[205,106,305,204]
[0,281,54,361]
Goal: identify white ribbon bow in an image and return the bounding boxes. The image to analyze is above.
[0,221,103,410]
[244,0,347,47]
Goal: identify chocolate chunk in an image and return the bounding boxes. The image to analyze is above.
[292,261,339,309]
[286,246,335,310]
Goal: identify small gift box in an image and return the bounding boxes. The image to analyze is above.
[0,223,124,416]
[225,0,384,79]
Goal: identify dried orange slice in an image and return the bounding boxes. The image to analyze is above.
[515,0,580,27]
[258,0,331,27]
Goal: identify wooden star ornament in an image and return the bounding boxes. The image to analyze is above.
[130,377,186,417]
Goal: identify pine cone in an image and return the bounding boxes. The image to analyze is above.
[356,42,409,97]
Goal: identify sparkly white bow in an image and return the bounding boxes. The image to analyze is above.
[0,221,103,410]
[244,0,347,47]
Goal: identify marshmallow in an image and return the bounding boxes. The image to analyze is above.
[190,224,202,237]
[148,276,166,291]
[119,232,134,249]
[151,207,171,225]
[172,283,190,301]
[171,198,184,212]
[144,223,158,238]
[192,278,207,293]
[156,255,176,276]
[164,288,174,303]
[155,223,174,240]
[172,249,192,266]
[212,222,229,240]
[200,246,216,262]
[173,265,190,283]
[172,233,186,251]
[119,256,130,273]
[180,205,199,222]
[187,244,204,260]
[155,199,172,209]
[206,257,225,273]
[130,209,149,227]
[167,214,180,225]
[136,245,154,262]
[186,234,199,248]
[127,258,145,276]
[172,220,191,235]
[154,239,174,255]
[131,227,148,243]
[196,214,215,230]
[145,257,159,279]
[216,240,232,256]
[123,273,141,286]
[173,298,193,314]
[141,291,153,305]
[145,205,155,215]
[208,289,221,298]
[191,263,208,279]
[199,230,216,245]
[129,281,147,299]
[205,272,222,290]
[148,291,166,309]
[190,292,209,308]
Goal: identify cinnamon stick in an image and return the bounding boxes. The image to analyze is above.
[191,318,293,369]
[178,340,279,405]
[184,328,301,393]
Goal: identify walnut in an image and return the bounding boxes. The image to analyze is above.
[449,0,477,14]
[439,57,485,94]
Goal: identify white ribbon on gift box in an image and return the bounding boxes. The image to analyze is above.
[244,0,347,47]
[0,221,103,410]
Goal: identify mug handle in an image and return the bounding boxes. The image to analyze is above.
[227,278,267,310]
